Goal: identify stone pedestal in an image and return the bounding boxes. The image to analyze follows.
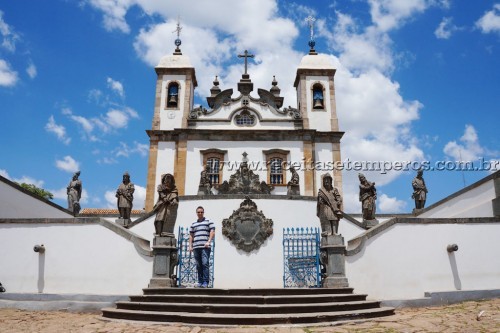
[115,218,131,228]
[363,219,379,228]
[287,184,300,195]
[412,208,424,216]
[148,234,178,288]
[320,234,349,288]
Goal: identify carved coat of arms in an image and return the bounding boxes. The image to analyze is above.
[222,196,273,252]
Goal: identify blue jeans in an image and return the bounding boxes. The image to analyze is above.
[193,247,211,285]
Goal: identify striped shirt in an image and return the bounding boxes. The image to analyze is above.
[190,218,215,249]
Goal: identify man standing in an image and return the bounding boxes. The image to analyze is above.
[189,206,215,288]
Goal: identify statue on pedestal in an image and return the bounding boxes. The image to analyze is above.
[197,164,212,195]
[358,173,377,223]
[286,166,300,195]
[67,171,82,216]
[153,173,179,235]
[317,173,343,236]
[116,172,135,221]
[412,169,428,210]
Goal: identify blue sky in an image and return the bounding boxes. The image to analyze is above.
[0,0,498,213]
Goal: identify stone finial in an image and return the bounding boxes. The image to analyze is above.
[270,75,281,96]
[210,75,221,96]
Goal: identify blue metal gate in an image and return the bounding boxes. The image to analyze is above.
[283,227,321,288]
[176,226,215,287]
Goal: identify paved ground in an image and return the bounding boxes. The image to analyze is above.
[0,298,499,333]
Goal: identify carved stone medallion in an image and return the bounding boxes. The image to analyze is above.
[222,196,273,252]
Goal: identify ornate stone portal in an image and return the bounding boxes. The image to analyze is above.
[222,196,273,252]
[218,152,274,195]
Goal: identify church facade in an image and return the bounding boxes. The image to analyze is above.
[144,44,343,210]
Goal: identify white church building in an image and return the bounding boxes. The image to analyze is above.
[1,36,499,314]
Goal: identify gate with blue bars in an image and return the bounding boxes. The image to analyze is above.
[283,227,321,288]
[176,226,215,287]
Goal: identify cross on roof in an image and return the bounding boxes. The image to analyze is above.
[237,50,255,75]
[305,16,316,41]
[173,16,182,38]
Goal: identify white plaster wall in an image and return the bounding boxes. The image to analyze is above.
[159,74,187,130]
[306,76,332,132]
[315,143,336,192]
[184,141,305,196]
[346,222,500,300]
[154,141,176,203]
[419,181,495,218]
[0,182,72,218]
[129,198,366,288]
[0,223,152,295]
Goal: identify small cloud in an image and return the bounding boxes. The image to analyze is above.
[0,169,10,178]
[26,62,37,79]
[435,17,459,39]
[1,170,45,188]
[107,77,125,97]
[443,124,485,161]
[104,107,139,129]
[88,89,103,104]
[45,115,71,145]
[55,156,80,173]
[114,141,149,158]
[0,11,20,52]
[378,193,407,213]
[0,59,18,87]
[97,157,118,164]
[475,4,500,34]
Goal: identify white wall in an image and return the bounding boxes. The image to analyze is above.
[346,222,500,300]
[154,141,176,203]
[130,198,366,288]
[184,141,305,196]
[420,181,495,218]
[0,223,152,295]
[0,181,72,218]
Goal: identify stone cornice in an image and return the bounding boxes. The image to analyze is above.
[146,128,344,143]
[294,68,336,87]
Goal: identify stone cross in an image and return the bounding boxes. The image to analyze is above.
[305,16,316,41]
[238,50,255,75]
[173,17,182,38]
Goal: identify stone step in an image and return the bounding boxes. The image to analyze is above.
[102,306,395,325]
[142,287,355,296]
[129,293,367,304]
[115,300,381,314]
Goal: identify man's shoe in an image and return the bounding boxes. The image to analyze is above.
[195,283,203,288]
[201,283,208,288]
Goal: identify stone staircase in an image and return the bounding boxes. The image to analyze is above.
[102,288,394,325]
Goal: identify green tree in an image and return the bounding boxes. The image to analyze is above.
[17,183,54,200]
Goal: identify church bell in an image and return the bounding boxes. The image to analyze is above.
[313,98,323,109]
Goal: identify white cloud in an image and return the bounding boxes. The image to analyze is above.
[88,89,103,104]
[0,59,18,87]
[0,10,19,52]
[368,0,429,32]
[443,125,485,162]
[114,141,149,158]
[87,0,131,33]
[55,156,80,173]
[378,193,407,213]
[435,17,458,39]
[1,170,45,188]
[45,115,71,145]
[107,77,124,97]
[26,62,37,79]
[104,190,116,209]
[476,4,500,34]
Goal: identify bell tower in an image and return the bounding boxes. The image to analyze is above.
[145,21,197,211]
[293,16,342,195]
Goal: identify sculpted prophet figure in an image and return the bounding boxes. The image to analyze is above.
[116,172,135,220]
[412,169,428,210]
[153,173,179,235]
[67,171,82,215]
[198,164,212,195]
[358,173,377,221]
[317,173,343,236]
[286,166,300,195]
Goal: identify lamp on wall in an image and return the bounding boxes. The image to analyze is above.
[33,244,45,253]
[447,244,458,252]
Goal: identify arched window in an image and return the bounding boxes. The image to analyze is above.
[312,83,324,110]
[235,110,256,126]
[263,149,289,186]
[201,149,227,186]
[166,82,179,108]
